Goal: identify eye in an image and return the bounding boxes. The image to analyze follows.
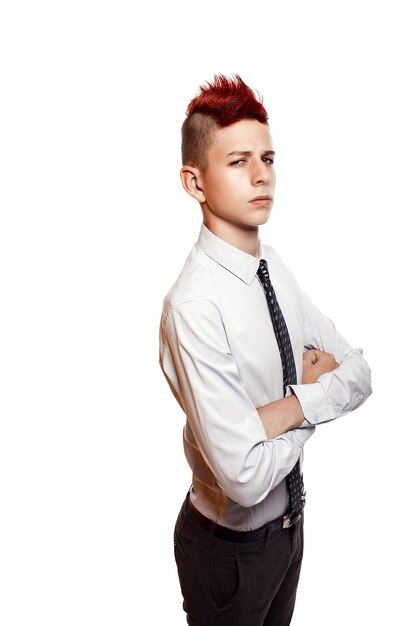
[230,159,246,166]
[262,157,274,164]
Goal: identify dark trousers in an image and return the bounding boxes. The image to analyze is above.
[174,493,304,625]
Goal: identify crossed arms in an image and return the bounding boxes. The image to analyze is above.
[258,349,339,439]
[162,288,372,507]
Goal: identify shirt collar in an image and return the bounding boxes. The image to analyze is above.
[196,223,265,285]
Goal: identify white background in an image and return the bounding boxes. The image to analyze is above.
[1,1,416,624]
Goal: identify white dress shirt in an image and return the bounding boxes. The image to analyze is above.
[159,223,372,531]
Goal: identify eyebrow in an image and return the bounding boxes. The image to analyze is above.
[226,150,276,158]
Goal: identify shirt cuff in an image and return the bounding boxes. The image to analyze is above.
[285,383,331,427]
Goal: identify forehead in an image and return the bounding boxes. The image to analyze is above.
[209,119,273,157]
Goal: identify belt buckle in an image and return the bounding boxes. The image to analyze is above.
[282,512,301,529]
[283,490,307,528]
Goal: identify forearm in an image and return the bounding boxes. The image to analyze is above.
[257,394,305,439]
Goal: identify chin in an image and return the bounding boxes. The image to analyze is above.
[240,217,270,231]
[252,211,271,226]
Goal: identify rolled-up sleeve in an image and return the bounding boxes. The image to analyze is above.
[160,299,315,508]
[286,288,373,426]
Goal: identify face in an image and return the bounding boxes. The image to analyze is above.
[198,119,276,230]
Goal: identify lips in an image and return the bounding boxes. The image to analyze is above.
[251,195,272,202]
[250,195,273,206]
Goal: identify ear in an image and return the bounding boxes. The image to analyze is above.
[180,165,207,204]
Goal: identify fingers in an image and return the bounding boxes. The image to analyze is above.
[303,348,321,365]
[301,346,340,385]
[311,351,319,365]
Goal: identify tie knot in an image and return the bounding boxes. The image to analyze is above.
[257,258,270,284]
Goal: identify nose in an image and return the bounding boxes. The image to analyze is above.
[251,159,271,186]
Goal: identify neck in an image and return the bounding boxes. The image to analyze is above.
[203,217,260,258]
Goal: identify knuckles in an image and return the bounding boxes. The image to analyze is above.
[302,349,339,373]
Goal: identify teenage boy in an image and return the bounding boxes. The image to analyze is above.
[159,74,372,625]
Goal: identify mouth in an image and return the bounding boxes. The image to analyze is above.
[250,195,273,206]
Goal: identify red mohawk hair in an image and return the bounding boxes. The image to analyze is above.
[181,74,268,170]
[186,74,268,127]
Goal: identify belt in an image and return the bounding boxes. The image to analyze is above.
[189,496,304,544]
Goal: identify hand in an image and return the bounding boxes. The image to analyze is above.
[302,348,340,384]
